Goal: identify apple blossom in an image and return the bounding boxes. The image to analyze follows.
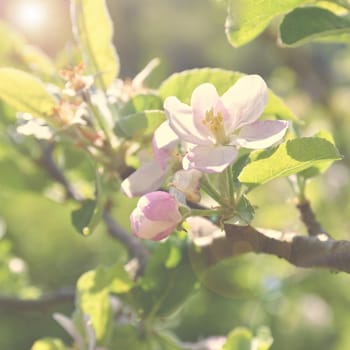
[121,121,179,197]
[164,75,288,173]
[130,191,182,241]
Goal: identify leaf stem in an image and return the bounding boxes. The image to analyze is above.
[187,208,226,218]
[201,175,228,207]
[226,165,235,205]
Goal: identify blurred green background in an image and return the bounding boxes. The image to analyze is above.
[1,0,350,349]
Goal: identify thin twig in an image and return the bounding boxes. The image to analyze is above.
[0,288,75,313]
[296,199,330,237]
[38,143,83,201]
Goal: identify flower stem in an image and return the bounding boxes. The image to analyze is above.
[187,208,226,217]
[201,175,228,207]
[89,100,114,146]
[226,166,235,205]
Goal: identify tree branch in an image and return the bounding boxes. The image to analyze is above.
[37,143,83,202]
[0,288,75,313]
[37,143,149,275]
[296,199,329,237]
[195,224,350,274]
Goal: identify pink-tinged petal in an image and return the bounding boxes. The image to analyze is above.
[139,191,182,221]
[130,207,177,240]
[191,83,220,137]
[130,191,182,241]
[121,161,166,197]
[183,145,238,173]
[152,121,178,169]
[236,120,289,149]
[164,96,210,145]
[221,75,268,132]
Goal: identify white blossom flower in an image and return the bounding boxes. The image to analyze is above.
[164,75,288,173]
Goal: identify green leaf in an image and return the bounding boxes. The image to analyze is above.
[109,325,152,350]
[280,7,350,46]
[225,196,255,226]
[159,68,298,122]
[225,0,313,47]
[160,68,242,103]
[254,327,273,350]
[71,199,101,236]
[132,238,196,317]
[76,264,134,345]
[114,110,165,139]
[71,0,119,90]
[71,169,109,236]
[299,130,337,179]
[239,136,341,186]
[0,20,25,59]
[31,338,67,350]
[18,45,56,77]
[223,327,252,350]
[222,327,273,350]
[120,94,163,115]
[265,91,298,122]
[0,68,57,119]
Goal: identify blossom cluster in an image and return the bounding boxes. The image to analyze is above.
[124,75,289,240]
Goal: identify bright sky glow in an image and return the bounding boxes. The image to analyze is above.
[9,1,49,32]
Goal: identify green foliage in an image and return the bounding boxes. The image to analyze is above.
[223,327,273,350]
[71,0,119,90]
[120,94,163,115]
[75,263,133,345]
[31,338,67,350]
[226,196,255,226]
[299,130,338,179]
[223,328,252,350]
[159,68,242,101]
[224,0,313,47]
[239,136,341,187]
[280,7,350,46]
[1,0,350,349]
[0,21,56,79]
[0,232,37,297]
[159,68,298,122]
[71,199,101,236]
[18,45,56,78]
[0,68,57,120]
[114,110,165,139]
[132,237,196,318]
[108,325,151,349]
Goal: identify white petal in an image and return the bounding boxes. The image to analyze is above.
[17,120,53,140]
[164,96,210,145]
[221,75,268,132]
[183,145,238,173]
[153,121,178,151]
[121,161,166,197]
[191,83,220,137]
[236,120,289,149]
[132,213,176,240]
[152,121,179,169]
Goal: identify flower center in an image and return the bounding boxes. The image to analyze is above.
[202,108,228,145]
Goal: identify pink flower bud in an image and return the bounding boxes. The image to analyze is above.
[130,191,182,241]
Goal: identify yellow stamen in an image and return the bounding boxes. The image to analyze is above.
[202,108,228,144]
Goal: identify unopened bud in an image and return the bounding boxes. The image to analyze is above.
[130,191,182,241]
